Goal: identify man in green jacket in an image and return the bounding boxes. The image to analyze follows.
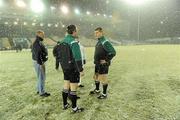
[90,27,116,99]
[61,25,84,113]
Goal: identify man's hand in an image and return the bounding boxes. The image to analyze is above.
[93,73,98,80]
[80,71,84,77]
[100,60,107,64]
[55,68,60,72]
[40,64,45,71]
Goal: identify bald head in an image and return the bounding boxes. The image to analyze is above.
[36,30,45,39]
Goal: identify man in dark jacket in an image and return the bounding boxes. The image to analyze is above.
[90,27,116,99]
[53,41,61,70]
[60,25,84,113]
[32,30,50,97]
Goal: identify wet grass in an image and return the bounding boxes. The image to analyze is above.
[0,45,180,120]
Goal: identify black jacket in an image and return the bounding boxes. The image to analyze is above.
[94,36,116,65]
[32,36,48,65]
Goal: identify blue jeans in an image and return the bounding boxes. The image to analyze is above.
[33,61,46,95]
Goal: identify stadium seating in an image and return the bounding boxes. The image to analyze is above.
[0,38,11,50]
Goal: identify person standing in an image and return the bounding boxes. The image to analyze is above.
[59,25,84,113]
[77,39,86,88]
[53,41,61,70]
[90,27,116,99]
[32,30,50,97]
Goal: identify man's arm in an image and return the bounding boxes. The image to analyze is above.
[34,44,43,65]
[71,41,83,72]
[53,45,58,57]
[102,41,116,62]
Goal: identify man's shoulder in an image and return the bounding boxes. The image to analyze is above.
[32,40,39,47]
[39,41,44,46]
[64,37,72,43]
[101,38,109,45]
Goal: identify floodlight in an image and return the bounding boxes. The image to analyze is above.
[50,6,56,10]
[74,8,80,15]
[48,23,51,27]
[106,0,109,4]
[55,24,58,27]
[0,0,3,7]
[86,11,90,15]
[31,0,44,13]
[62,25,65,28]
[40,23,44,26]
[16,0,26,8]
[4,22,8,25]
[14,21,18,25]
[124,0,147,5]
[61,5,69,14]
[32,23,36,26]
[23,22,27,25]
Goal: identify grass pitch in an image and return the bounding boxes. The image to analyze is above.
[0,45,180,120]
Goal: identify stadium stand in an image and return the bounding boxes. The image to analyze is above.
[0,38,11,50]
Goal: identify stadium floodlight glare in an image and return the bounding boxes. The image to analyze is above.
[124,0,147,5]
[14,21,18,25]
[0,0,3,7]
[123,0,149,41]
[50,6,56,10]
[4,22,8,25]
[62,24,65,28]
[23,22,27,25]
[40,23,44,26]
[48,23,51,27]
[31,0,44,13]
[61,5,69,14]
[32,23,36,26]
[74,8,80,15]
[55,24,58,27]
[86,11,90,15]
[16,0,26,8]
[106,0,109,4]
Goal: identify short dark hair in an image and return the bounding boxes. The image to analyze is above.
[95,27,103,32]
[67,24,76,34]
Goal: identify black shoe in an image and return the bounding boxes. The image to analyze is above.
[40,92,51,97]
[78,84,84,88]
[89,89,100,95]
[97,94,107,99]
[72,107,84,113]
[63,103,70,110]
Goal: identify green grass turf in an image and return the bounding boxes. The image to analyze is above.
[0,45,180,120]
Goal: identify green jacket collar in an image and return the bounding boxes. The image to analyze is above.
[66,34,75,39]
[98,36,106,43]
[63,34,75,43]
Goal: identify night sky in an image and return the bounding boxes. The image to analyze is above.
[0,0,179,40]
